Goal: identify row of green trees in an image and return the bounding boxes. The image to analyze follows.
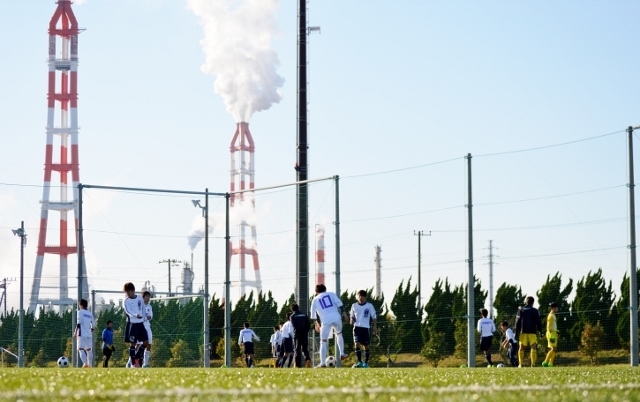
[0,267,638,366]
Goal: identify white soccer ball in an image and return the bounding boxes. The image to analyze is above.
[496,363,505,368]
[57,356,70,368]
[325,355,336,367]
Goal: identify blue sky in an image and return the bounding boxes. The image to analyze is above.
[1,1,639,315]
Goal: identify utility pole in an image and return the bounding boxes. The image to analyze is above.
[159,259,181,297]
[374,246,382,299]
[414,230,431,321]
[0,278,16,317]
[486,240,497,319]
[627,126,639,367]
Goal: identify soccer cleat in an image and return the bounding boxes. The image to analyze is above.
[362,362,369,368]
[517,365,523,368]
[340,354,348,361]
[250,364,255,368]
[314,364,327,368]
[305,360,311,368]
[142,365,151,368]
[487,364,492,368]
[352,362,363,368]
[548,363,554,367]
[542,362,548,367]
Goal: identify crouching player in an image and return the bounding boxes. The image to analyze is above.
[500,320,519,367]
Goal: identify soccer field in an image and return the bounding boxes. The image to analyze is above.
[1,366,639,401]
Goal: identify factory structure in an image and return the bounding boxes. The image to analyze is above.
[30,0,88,312]
[229,122,262,296]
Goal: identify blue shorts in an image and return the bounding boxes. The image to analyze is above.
[353,326,371,346]
[124,322,148,344]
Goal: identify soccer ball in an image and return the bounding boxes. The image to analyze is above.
[325,355,336,367]
[496,363,505,368]
[57,356,70,368]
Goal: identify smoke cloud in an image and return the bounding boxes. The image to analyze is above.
[187,216,217,251]
[187,0,284,122]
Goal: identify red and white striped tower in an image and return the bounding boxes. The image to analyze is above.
[315,225,325,285]
[229,122,261,296]
[29,0,88,312]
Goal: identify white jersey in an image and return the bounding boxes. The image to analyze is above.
[477,317,496,337]
[270,331,282,347]
[143,303,153,329]
[238,328,260,345]
[504,327,517,343]
[281,321,293,339]
[124,295,144,324]
[76,309,94,337]
[310,291,343,323]
[350,302,377,328]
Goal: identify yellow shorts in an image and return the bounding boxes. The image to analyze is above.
[546,331,558,348]
[519,333,538,346]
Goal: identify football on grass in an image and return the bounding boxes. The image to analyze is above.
[57,356,69,368]
[325,355,336,367]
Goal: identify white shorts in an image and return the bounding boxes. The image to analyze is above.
[77,336,93,349]
[144,324,152,344]
[320,318,342,340]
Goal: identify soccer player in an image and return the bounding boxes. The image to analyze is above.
[350,290,377,368]
[123,282,149,368]
[142,291,153,368]
[269,324,282,367]
[101,320,114,368]
[290,303,312,368]
[238,322,260,368]
[515,296,543,367]
[477,308,496,367]
[74,299,94,368]
[500,320,519,367]
[542,302,559,367]
[280,313,295,367]
[310,283,349,368]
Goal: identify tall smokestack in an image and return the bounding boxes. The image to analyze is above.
[315,225,325,285]
[229,122,261,296]
[374,246,382,298]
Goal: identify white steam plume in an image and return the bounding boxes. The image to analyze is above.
[187,216,218,252]
[187,0,284,122]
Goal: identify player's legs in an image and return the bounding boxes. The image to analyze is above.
[143,330,152,367]
[319,340,328,366]
[530,343,537,366]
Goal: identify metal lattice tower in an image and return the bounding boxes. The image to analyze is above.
[229,122,262,296]
[30,0,88,312]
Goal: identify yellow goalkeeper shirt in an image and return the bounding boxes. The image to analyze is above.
[547,312,557,333]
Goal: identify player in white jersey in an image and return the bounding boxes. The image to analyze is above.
[123,282,149,368]
[350,290,377,368]
[280,313,295,367]
[270,324,282,366]
[73,299,94,367]
[500,320,519,367]
[238,322,260,367]
[477,308,496,367]
[142,291,153,367]
[310,284,349,367]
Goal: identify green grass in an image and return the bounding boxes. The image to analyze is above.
[2,366,640,401]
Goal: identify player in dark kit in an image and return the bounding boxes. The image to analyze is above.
[290,303,312,368]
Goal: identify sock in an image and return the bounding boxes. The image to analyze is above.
[287,355,293,367]
[530,349,537,366]
[249,357,253,367]
[78,350,87,366]
[337,334,345,356]
[365,349,370,363]
[356,349,362,362]
[245,357,249,367]
[549,350,556,364]
[144,350,150,366]
[127,356,132,366]
[320,342,327,365]
[486,351,492,365]
[135,345,146,364]
[86,350,93,367]
[518,349,524,366]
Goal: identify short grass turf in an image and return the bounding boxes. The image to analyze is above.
[1,366,640,401]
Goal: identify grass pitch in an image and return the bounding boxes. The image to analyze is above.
[1,366,640,401]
